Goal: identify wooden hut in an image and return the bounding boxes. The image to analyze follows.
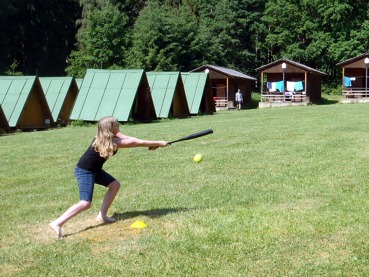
[256,58,327,108]
[181,72,215,115]
[0,76,54,129]
[147,72,190,118]
[40,77,79,125]
[70,69,157,123]
[337,52,369,103]
[190,64,256,109]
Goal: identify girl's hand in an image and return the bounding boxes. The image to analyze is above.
[158,141,169,147]
[149,141,169,151]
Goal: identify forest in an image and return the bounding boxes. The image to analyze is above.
[1,0,369,87]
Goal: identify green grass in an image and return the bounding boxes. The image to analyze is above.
[2,97,369,276]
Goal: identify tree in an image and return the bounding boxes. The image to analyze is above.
[0,0,81,75]
[261,0,369,82]
[127,1,199,71]
[0,0,16,73]
[66,3,130,77]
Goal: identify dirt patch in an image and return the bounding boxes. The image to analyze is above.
[0,263,21,276]
[29,216,152,244]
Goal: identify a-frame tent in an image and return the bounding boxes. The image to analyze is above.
[0,105,9,132]
[181,72,215,115]
[0,76,54,129]
[75,78,83,90]
[40,77,79,125]
[147,72,190,118]
[70,69,156,122]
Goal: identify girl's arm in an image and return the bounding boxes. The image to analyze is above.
[115,132,131,139]
[116,137,168,149]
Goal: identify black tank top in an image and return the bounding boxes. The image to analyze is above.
[76,145,108,172]
[76,141,118,172]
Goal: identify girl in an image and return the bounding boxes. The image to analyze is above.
[49,116,168,239]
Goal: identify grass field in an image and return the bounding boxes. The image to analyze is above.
[2,95,369,276]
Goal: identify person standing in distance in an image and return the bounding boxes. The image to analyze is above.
[49,116,168,239]
[235,89,243,110]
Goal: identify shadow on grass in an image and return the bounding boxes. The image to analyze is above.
[63,222,107,238]
[62,208,190,238]
[112,207,191,221]
[319,96,340,105]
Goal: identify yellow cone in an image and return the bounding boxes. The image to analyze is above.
[130,220,147,229]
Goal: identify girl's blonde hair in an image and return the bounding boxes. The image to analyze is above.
[92,116,119,159]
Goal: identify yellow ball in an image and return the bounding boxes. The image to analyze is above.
[193,154,203,163]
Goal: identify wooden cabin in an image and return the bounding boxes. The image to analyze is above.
[256,58,326,108]
[337,52,369,103]
[190,64,256,110]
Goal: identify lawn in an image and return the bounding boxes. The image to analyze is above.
[1,97,369,276]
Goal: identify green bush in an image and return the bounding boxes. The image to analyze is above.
[70,119,87,127]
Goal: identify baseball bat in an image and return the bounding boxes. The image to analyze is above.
[168,129,213,145]
[148,129,213,150]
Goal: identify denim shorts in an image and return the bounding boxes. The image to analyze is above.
[74,166,116,202]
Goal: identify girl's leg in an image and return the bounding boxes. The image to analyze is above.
[96,180,121,223]
[49,200,91,239]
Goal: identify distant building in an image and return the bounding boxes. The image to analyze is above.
[191,64,256,110]
[337,52,369,103]
[256,58,326,108]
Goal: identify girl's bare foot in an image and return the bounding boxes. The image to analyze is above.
[49,222,62,239]
[96,215,117,223]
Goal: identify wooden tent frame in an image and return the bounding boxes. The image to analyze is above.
[0,105,9,132]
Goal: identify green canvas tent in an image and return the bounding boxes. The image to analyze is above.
[76,78,83,89]
[181,72,215,115]
[0,105,9,132]
[0,76,54,129]
[70,69,157,122]
[40,77,79,125]
[147,72,190,118]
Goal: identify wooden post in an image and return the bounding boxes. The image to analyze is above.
[260,72,263,93]
[226,77,229,100]
[342,68,345,98]
[342,68,345,87]
[260,72,264,102]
